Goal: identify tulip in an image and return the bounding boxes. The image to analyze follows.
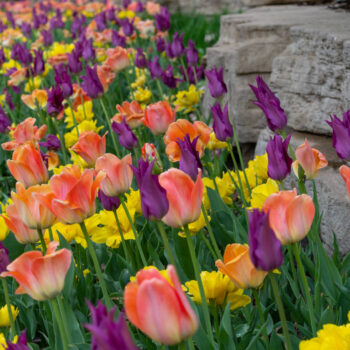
[0,243,10,273]
[0,106,11,133]
[162,65,180,89]
[216,244,268,289]
[42,30,54,46]
[248,209,283,271]
[7,142,48,188]
[39,165,104,225]
[112,101,144,129]
[211,102,233,141]
[166,32,185,59]
[33,49,45,76]
[21,89,48,110]
[46,86,64,116]
[263,190,315,244]
[68,49,82,74]
[95,153,133,197]
[326,110,350,160]
[81,65,104,99]
[71,131,106,167]
[266,134,292,181]
[111,30,126,48]
[249,76,287,132]
[340,165,350,198]
[143,101,176,135]
[54,64,73,98]
[204,66,227,99]
[155,6,170,32]
[131,159,169,220]
[135,48,147,69]
[112,118,138,150]
[186,39,198,66]
[292,139,328,179]
[124,265,198,345]
[159,168,202,228]
[7,330,29,350]
[82,38,96,62]
[7,68,27,87]
[1,241,72,301]
[40,134,61,151]
[141,143,163,173]
[98,190,121,212]
[148,57,162,79]
[104,47,129,73]
[156,36,166,53]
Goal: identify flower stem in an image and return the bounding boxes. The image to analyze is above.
[269,273,292,350]
[56,296,72,344]
[67,99,80,137]
[178,342,186,350]
[156,220,177,268]
[1,278,16,337]
[119,197,147,266]
[37,228,47,254]
[292,243,316,335]
[199,231,217,261]
[156,79,165,101]
[48,227,54,242]
[184,225,214,345]
[79,221,113,310]
[50,298,68,350]
[287,245,298,286]
[253,289,270,350]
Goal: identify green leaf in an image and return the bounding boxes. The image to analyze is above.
[219,303,236,350]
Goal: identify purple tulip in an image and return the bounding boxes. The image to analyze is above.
[121,19,134,37]
[135,48,147,68]
[112,118,138,150]
[166,32,185,58]
[123,0,132,8]
[179,65,204,85]
[204,66,227,99]
[71,14,86,39]
[40,134,61,151]
[131,159,169,220]
[50,9,64,30]
[186,39,198,66]
[42,30,53,47]
[0,242,10,273]
[155,7,170,32]
[80,65,104,99]
[106,7,117,23]
[135,1,145,12]
[0,48,5,66]
[0,21,7,34]
[6,12,15,28]
[176,134,202,181]
[249,76,287,132]
[47,86,64,116]
[5,90,14,110]
[95,11,107,31]
[148,57,162,79]
[112,30,126,48]
[266,134,292,181]
[11,43,32,66]
[54,64,73,98]
[33,50,45,76]
[82,38,96,61]
[85,301,138,350]
[248,209,283,271]
[98,190,121,211]
[211,102,233,142]
[7,330,29,350]
[68,50,82,74]
[326,110,350,160]
[155,36,166,53]
[21,22,32,38]
[162,65,179,89]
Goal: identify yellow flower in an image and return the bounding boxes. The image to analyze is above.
[252,153,269,181]
[0,305,19,327]
[130,266,172,284]
[65,101,94,128]
[202,177,235,209]
[118,10,136,19]
[125,189,142,214]
[70,151,89,168]
[300,322,350,350]
[0,199,12,240]
[134,87,152,104]
[46,222,79,244]
[0,333,6,349]
[174,85,203,113]
[47,42,74,58]
[131,69,146,89]
[250,178,279,210]
[0,59,21,74]
[24,76,42,93]
[207,132,228,150]
[184,271,251,310]
[52,163,83,175]
[64,120,103,148]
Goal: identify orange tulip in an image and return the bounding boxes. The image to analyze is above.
[145,1,161,15]
[2,205,39,244]
[143,101,176,135]
[7,142,48,187]
[39,165,104,225]
[95,153,133,197]
[97,65,116,92]
[163,119,211,162]
[340,165,350,198]
[104,47,129,73]
[71,84,92,110]
[124,265,198,345]
[7,68,27,87]
[2,117,47,151]
[1,241,72,301]
[71,131,106,167]
[216,244,267,289]
[10,183,56,230]
[46,150,60,170]
[21,89,48,110]
[159,168,202,228]
[112,101,144,128]
[292,139,328,179]
[263,190,315,244]
[48,54,69,66]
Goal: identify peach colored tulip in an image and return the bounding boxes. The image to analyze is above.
[71,84,92,110]
[292,139,328,179]
[39,165,104,225]
[10,183,56,230]
[8,68,27,87]
[97,65,116,92]
[2,117,47,151]
[159,168,202,228]
[48,54,69,66]
[95,153,133,197]
[163,119,212,162]
[263,190,315,244]
[21,89,48,110]
[71,131,106,167]
[46,151,60,170]
[104,47,129,73]
[1,241,72,301]
[143,101,176,135]
[7,142,48,187]
[2,205,39,244]
[216,244,267,289]
[145,1,161,15]
[112,101,144,128]
[124,265,198,345]
[340,165,350,198]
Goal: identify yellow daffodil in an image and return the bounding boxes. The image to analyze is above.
[131,69,146,89]
[46,222,79,244]
[24,76,42,93]
[125,189,142,214]
[47,42,74,58]
[184,271,251,310]
[134,87,152,105]
[65,101,94,128]
[69,151,89,168]
[0,305,19,327]
[0,59,21,75]
[252,153,269,181]
[202,177,235,209]
[207,132,228,150]
[0,199,12,240]
[250,178,279,210]
[174,85,203,113]
[118,10,136,19]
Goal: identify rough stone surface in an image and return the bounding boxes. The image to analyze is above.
[255,128,350,256]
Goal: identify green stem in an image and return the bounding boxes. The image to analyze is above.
[79,221,113,310]
[287,245,298,286]
[280,180,285,190]
[201,204,222,260]
[178,342,186,350]
[119,197,147,266]
[184,225,214,345]
[1,278,16,337]
[48,227,54,242]
[156,79,165,101]
[37,228,47,254]
[56,296,72,344]
[187,338,195,350]
[53,118,68,165]
[67,99,80,137]
[180,57,189,84]
[50,298,68,350]
[269,274,292,350]
[253,289,270,350]
[156,220,177,268]
[199,230,217,261]
[292,243,316,335]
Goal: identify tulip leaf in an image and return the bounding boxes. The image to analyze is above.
[219,303,236,350]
